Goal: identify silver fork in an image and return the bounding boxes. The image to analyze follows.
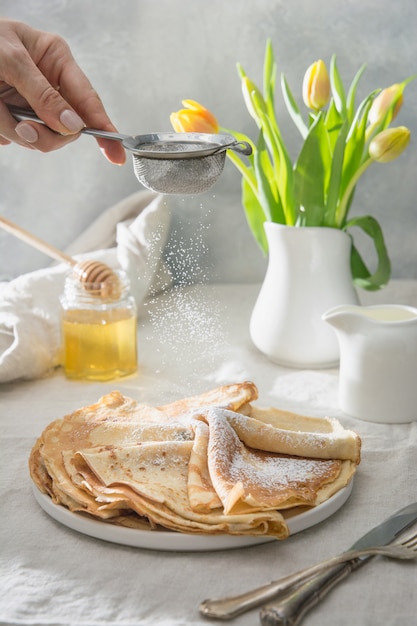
[199,531,417,620]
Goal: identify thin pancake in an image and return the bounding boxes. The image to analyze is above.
[29,381,361,540]
[187,420,222,512]
[70,441,288,537]
[201,408,354,515]
[157,381,258,417]
[220,407,361,463]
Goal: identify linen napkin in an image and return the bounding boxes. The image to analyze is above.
[0,190,172,383]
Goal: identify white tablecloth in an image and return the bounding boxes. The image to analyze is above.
[1,282,417,626]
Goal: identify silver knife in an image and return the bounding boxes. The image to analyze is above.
[259,501,417,626]
[200,502,417,621]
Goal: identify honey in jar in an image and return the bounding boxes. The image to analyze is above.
[60,270,137,381]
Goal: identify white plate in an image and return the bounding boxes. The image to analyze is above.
[32,480,353,552]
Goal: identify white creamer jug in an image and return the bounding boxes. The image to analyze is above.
[323,304,417,423]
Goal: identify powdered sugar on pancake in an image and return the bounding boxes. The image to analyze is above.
[203,408,344,514]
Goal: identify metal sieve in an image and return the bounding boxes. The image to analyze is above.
[127,133,252,194]
[8,106,252,195]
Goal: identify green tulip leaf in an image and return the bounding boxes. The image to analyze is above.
[324,99,343,152]
[344,215,391,290]
[236,62,246,80]
[254,102,296,225]
[334,95,375,225]
[254,133,284,223]
[324,120,348,225]
[346,63,367,122]
[263,39,276,112]
[330,55,346,115]
[241,176,268,254]
[280,74,308,139]
[294,114,328,225]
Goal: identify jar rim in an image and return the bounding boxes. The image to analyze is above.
[62,269,133,305]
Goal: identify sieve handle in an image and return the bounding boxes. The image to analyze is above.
[6,105,128,142]
[80,128,128,141]
[229,140,253,156]
[211,139,252,157]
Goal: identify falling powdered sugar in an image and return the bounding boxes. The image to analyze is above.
[142,213,229,387]
[144,285,228,385]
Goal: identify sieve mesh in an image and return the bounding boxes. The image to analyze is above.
[132,151,226,195]
[135,141,211,154]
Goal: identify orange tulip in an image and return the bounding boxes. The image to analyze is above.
[170,100,219,133]
[302,60,331,110]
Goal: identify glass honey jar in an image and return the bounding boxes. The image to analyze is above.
[60,270,137,381]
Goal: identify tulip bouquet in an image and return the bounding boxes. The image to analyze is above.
[171,41,414,290]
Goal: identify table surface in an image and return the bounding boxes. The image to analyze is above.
[2,281,417,626]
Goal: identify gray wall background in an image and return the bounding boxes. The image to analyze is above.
[0,0,416,285]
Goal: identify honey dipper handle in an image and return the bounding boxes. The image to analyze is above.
[0,215,76,267]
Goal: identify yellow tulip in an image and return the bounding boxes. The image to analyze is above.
[368,84,403,126]
[170,100,219,133]
[369,126,411,163]
[302,60,330,110]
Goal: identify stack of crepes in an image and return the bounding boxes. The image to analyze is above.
[29,382,361,540]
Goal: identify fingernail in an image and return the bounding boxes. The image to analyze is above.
[15,123,39,143]
[60,109,84,133]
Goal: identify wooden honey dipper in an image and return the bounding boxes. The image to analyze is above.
[0,215,120,299]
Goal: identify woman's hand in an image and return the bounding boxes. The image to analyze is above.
[0,18,125,164]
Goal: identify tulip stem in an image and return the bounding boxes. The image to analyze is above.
[336,158,373,226]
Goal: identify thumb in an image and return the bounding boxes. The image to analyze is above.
[29,85,85,135]
[12,65,84,135]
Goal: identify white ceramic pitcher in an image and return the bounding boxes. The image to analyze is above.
[323,304,417,423]
[250,223,359,369]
